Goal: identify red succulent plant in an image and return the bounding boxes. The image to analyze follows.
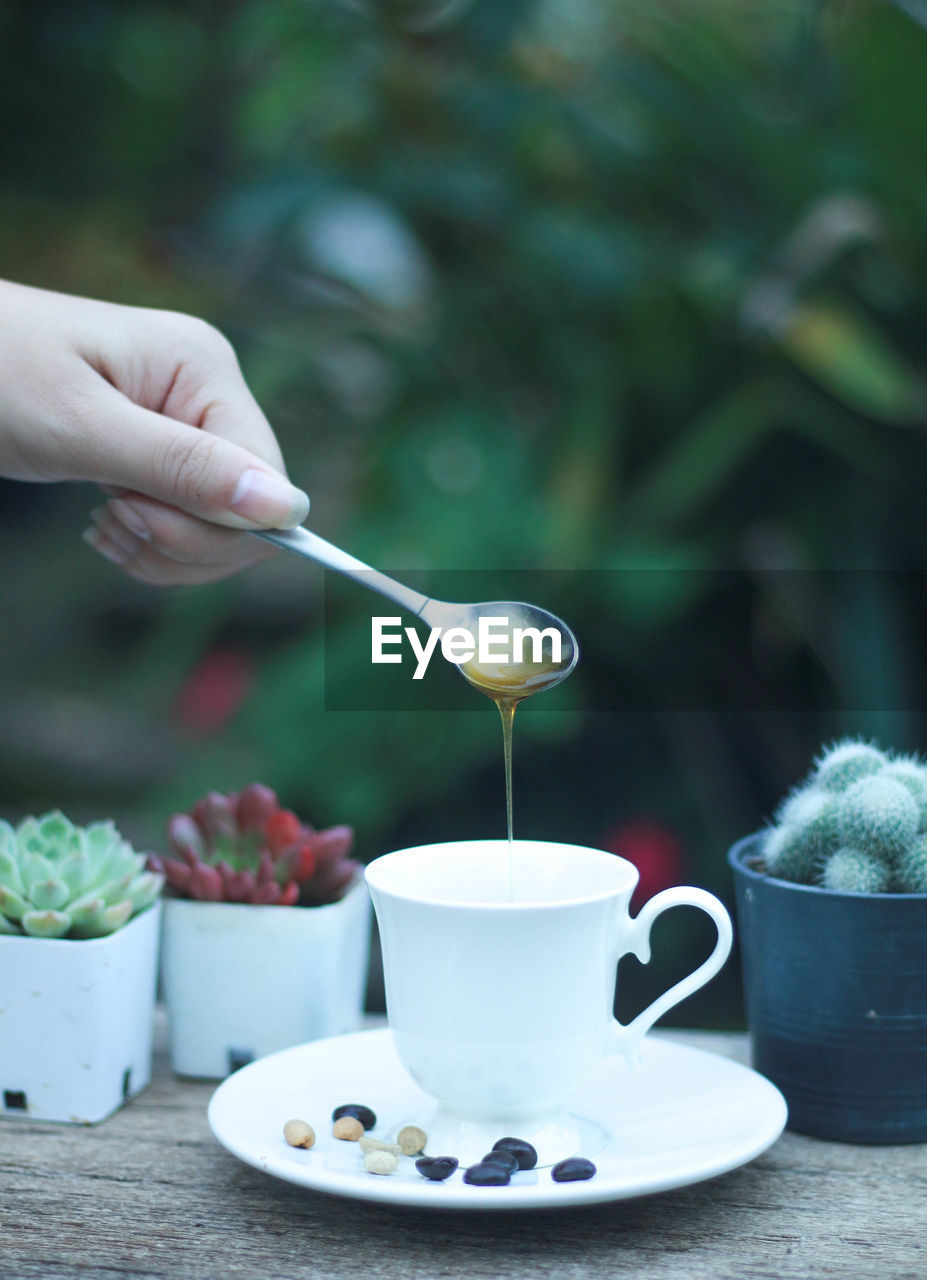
[148,784,358,907]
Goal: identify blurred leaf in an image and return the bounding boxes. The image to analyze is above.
[778,301,924,425]
[624,379,789,530]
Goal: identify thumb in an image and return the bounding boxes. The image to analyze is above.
[75,394,310,530]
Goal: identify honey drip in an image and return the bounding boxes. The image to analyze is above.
[499,696,516,844]
[460,636,572,899]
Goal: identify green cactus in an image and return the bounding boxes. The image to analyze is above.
[761,739,927,893]
[0,811,162,939]
[896,836,927,894]
[881,754,927,825]
[812,739,886,792]
[762,823,813,883]
[822,847,892,894]
[763,789,841,882]
[836,775,918,859]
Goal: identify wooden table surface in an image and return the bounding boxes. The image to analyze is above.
[2,1017,925,1280]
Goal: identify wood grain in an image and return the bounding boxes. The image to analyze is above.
[1,1018,924,1280]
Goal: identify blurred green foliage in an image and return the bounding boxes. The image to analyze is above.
[4,1,927,1023]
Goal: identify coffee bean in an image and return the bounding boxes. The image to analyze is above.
[331,1103,376,1131]
[551,1157,597,1182]
[415,1156,459,1182]
[463,1161,511,1186]
[481,1149,519,1174]
[491,1137,538,1170]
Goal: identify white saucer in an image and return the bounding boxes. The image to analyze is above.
[208,1028,786,1210]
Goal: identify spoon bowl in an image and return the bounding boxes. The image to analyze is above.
[422,599,578,700]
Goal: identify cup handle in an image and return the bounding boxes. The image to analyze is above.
[610,887,733,1065]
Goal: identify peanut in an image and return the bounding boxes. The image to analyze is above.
[283,1119,316,1149]
[332,1115,365,1141]
[360,1136,402,1156]
[364,1150,398,1175]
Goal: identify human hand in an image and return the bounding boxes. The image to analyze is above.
[0,279,310,585]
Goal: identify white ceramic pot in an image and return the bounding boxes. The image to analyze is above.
[0,902,161,1124]
[160,878,372,1078]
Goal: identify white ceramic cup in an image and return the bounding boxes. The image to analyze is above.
[365,839,733,1163]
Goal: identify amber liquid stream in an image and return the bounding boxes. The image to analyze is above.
[460,650,568,898]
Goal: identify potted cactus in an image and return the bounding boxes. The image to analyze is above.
[728,739,927,1143]
[150,784,370,1078]
[0,811,163,1123]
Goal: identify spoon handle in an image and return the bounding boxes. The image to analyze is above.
[252,526,430,618]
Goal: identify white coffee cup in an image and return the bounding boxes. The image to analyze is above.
[365,839,732,1164]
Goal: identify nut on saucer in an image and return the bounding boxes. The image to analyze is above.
[283,1119,316,1149]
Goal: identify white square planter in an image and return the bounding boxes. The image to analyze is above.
[160,877,372,1077]
[0,902,161,1124]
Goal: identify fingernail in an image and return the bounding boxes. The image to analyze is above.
[88,509,142,560]
[229,469,310,529]
[108,498,151,541]
[82,526,130,568]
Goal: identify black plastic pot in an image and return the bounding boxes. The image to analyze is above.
[728,833,927,1144]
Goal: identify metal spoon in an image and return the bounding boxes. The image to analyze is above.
[252,525,578,693]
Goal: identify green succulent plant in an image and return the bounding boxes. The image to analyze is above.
[0,811,163,939]
[761,739,927,894]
